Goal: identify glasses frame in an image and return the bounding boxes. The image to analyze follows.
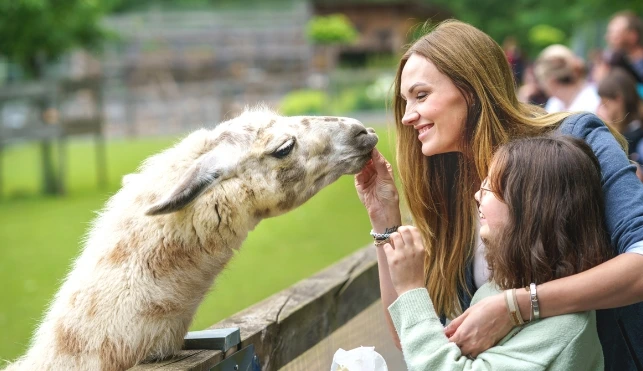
[479,178,494,199]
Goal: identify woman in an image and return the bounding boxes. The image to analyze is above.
[533,44,600,113]
[355,20,643,370]
[384,135,610,370]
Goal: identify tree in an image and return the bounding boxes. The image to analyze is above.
[306,14,358,45]
[0,0,118,79]
[421,0,643,59]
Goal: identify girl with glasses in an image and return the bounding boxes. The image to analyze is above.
[379,135,610,369]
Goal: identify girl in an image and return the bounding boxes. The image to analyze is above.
[383,135,611,370]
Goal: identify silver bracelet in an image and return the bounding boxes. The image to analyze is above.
[369,226,399,241]
[529,283,540,320]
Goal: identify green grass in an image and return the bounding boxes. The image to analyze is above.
[0,127,395,364]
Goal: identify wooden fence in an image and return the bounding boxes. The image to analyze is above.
[130,245,404,371]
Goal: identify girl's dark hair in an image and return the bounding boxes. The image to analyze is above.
[485,135,613,289]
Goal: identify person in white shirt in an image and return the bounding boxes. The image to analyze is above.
[534,44,600,113]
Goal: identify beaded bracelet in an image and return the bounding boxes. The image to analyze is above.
[373,238,390,247]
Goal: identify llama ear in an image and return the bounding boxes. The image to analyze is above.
[145,153,236,216]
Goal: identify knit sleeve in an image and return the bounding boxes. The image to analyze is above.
[388,288,600,371]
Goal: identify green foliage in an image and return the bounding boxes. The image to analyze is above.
[0,128,395,365]
[0,0,119,78]
[528,24,566,48]
[306,14,358,45]
[279,89,329,115]
[111,0,295,12]
[422,0,643,58]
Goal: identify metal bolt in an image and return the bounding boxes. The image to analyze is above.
[234,365,239,370]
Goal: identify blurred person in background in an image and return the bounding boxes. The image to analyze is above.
[606,11,643,82]
[517,65,549,107]
[534,44,600,113]
[597,68,643,182]
[502,36,525,86]
[592,49,643,99]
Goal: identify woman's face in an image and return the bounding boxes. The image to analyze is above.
[474,176,509,240]
[400,54,468,156]
[597,96,625,128]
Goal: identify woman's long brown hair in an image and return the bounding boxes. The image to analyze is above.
[485,135,612,288]
[393,20,625,318]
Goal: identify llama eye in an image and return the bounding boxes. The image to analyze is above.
[272,140,295,159]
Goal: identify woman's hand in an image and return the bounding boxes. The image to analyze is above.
[355,148,401,229]
[382,226,426,295]
[443,293,513,357]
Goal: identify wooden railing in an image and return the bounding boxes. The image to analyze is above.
[131,245,384,371]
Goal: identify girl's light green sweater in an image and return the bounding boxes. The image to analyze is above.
[388,283,603,370]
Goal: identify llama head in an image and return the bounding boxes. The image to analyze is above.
[141,107,378,218]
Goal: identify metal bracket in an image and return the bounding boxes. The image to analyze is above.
[183,328,241,352]
[209,344,260,371]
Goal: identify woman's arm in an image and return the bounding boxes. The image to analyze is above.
[527,253,643,317]
[375,242,402,349]
[354,148,403,348]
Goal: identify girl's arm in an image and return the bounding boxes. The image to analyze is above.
[529,253,643,317]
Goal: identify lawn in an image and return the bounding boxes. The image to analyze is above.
[0,126,396,364]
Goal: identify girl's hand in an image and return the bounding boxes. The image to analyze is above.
[444,293,513,357]
[354,148,401,229]
[382,226,426,295]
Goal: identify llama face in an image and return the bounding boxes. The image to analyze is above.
[145,108,378,216]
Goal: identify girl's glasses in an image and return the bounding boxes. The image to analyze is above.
[480,178,494,198]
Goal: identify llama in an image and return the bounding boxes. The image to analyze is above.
[4,107,378,371]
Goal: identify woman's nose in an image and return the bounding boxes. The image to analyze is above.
[402,110,420,125]
[474,189,481,203]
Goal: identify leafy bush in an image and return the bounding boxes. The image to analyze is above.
[306,14,358,45]
[279,89,329,115]
[528,25,566,48]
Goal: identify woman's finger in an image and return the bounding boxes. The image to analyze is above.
[372,148,393,178]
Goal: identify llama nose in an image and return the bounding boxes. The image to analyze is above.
[354,127,369,137]
[366,127,375,134]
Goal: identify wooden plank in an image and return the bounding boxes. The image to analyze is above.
[130,350,223,371]
[130,350,206,370]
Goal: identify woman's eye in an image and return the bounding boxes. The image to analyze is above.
[417,92,428,100]
[272,140,295,159]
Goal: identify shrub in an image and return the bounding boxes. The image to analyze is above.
[306,14,358,45]
[279,89,329,115]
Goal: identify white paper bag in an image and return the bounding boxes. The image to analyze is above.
[330,346,389,371]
